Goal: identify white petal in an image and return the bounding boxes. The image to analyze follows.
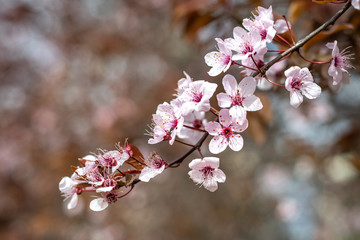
[290,90,303,108]
[274,19,288,34]
[203,178,218,192]
[218,108,233,127]
[229,106,246,124]
[242,95,263,111]
[96,186,114,193]
[209,135,228,154]
[188,170,204,184]
[222,74,238,96]
[89,198,109,212]
[302,82,321,99]
[353,0,360,10]
[67,194,78,210]
[139,165,165,182]
[216,92,232,108]
[213,169,226,183]
[238,77,257,97]
[205,121,222,136]
[228,134,244,151]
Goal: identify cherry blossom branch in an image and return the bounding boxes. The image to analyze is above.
[254,0,352,77]
[297,51,331,64]
[168,131,209,167]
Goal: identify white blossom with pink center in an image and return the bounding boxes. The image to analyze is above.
[178,80,217,115]
[139,153,166,182]
[353,0,360,10]
[284,66,321,108]
[216,74,263,123]
[204,38,232,76]
[98,150,129,173]
[326,40,353,85]
[243,6,276,43]
[188,157,226,192]
[205,109,248,154]
[225,26,267,62]
[148,102,184,145]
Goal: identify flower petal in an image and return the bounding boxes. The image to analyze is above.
[222,74,238,96]
[302,82,321,99]
[228,134,244,151]
[205,121,222,136]
[89,198,109,212]
[216,92,232,108]
[290,90,303,108]
[238,76,257,97]
[209,135,228,154]
[242,95,263,111]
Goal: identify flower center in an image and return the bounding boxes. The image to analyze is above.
[192,92,203,103]
[290,78,303,90]
[103,177,117,188]
[163,130,172,141]
[333,56,343,68]
[152,158,164,169]
[105,191,118,203]
[193,119,203,129]
[222,54,231,65]
[241,43,254,55]
[232,92,244,106]
[202,166,214,178]
[222,127,233,138]
[260,29,267,40]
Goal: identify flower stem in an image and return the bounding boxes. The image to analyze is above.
[175,139,196,148]
[183,124,206,132]
[297,51,330,64]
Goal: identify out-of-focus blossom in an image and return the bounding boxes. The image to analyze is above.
[352,0,360,10]
[284,66,321,108]
[188,157,226,192]
[205,109,248,154]
[326,40,353,85]
[177,111,206,141]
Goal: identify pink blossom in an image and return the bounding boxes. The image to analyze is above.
[148,102,184,145]
[188,157,226,192]
[139,153,167,182]
[178,80,217,115]
[284,66,321,108]
[225,26,267,61]
[98,150,129,173]
[243,6,276,43]
[326,40,353,85]
[216,74,263,123]
[205,38,232,76]
[241,52,265,76]
[353,0,360,10]
[205,109,248,154]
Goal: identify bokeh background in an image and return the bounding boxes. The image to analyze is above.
[1,0,360,239]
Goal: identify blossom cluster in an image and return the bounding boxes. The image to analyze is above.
[60,1,357,212]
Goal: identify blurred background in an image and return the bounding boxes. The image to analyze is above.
[1,0,360,239]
